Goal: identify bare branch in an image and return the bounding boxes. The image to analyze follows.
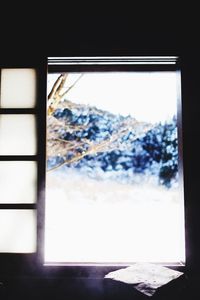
[47,118,154,172]
[48,74,64,100]
[59,74,84,98]
[47,73,83,116]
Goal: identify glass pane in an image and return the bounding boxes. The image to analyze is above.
[0,114,36,155]
[0,161,37,203]
[0,69,36,108]
[0,210,36,253]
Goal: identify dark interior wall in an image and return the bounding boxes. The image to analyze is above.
[181,56,200,275]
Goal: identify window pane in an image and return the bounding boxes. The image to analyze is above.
[0,210,36,253]
[0,69,36,108]
[0,161,37,203]
[0,114,36,155]
[45,71,185,264]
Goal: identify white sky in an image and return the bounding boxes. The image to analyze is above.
[47,72,178,124]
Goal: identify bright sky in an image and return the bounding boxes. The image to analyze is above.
[47,72,178,124]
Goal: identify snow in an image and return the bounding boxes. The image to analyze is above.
[44,169,185,264]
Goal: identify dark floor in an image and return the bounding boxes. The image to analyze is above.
[0,275,199,300]
[0,277,148,300]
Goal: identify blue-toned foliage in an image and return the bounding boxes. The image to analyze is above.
[48,106,178,187]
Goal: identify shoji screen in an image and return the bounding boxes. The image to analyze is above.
[0,68,37,253]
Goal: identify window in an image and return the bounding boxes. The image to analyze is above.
[44,57,185,266]
[0,68,38,253]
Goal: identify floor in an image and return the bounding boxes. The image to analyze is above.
[0,277,148,300]
[0,275,199,300]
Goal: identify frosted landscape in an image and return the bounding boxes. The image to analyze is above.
[45,72,185,264]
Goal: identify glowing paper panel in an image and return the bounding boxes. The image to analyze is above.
[0,114,36,155]
[0,210,36,253]
[0,161,37,203]
[0,68,36,108]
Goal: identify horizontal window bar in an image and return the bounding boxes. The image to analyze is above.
[43,261,185,267]
[0,155,37,161]
[0,108,36,114]
[48,56,179,65]
[0,204,36,209]
[48,65,178,73]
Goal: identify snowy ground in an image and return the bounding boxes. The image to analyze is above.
[44,169,185,264]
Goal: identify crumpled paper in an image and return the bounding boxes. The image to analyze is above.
[104,263,183,296]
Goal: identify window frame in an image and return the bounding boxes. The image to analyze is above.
[41,56,186,275]
[0,62,47,278]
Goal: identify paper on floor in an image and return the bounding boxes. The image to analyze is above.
[104,263,183,296]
